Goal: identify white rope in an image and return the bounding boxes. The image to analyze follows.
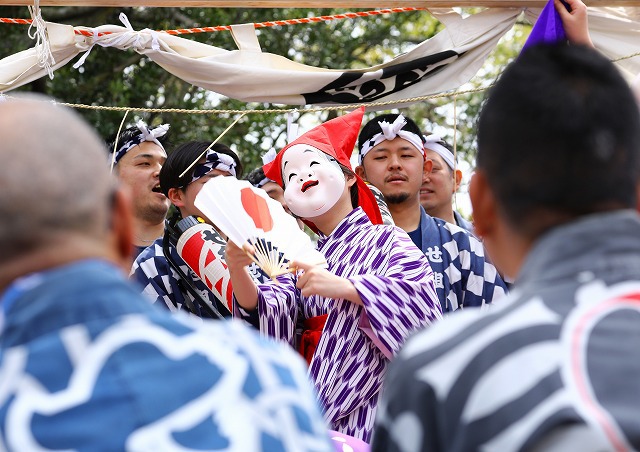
[179,112,247,179]
[110,110,130,173]
[74,13,160,70]
[73,29,99,70]
[286,110,300,143]
[27,0,55,79]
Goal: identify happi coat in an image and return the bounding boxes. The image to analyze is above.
[240,207,442,442]
[0,259,332,451]
[453,210,474,234]
[417,207,507,313]
[373,210,640,452]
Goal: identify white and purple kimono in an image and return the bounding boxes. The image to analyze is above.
[239,207,442,442]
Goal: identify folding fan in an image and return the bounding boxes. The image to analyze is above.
[194,176,326,278]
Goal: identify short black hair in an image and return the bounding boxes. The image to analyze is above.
[477,43,640,238]
[105,123,170,157]
[358,113,425,152]
[246,166,267,187]
[159,141,243,196]
[340,163,359,209]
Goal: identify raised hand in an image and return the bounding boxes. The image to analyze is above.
[224,240,255,272]
[224,240,259,310]
[555,0,594,47]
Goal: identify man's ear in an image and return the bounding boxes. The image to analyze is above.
[109,188,134,269]
[167,187,185,208]
[469,170,497,240]
[355,165,367,181]
[454,168,463,192]
[423,159,433,174]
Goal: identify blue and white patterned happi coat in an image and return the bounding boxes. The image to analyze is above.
[0,260,332,451]
[418,207,507,313]
[239,208,443,443]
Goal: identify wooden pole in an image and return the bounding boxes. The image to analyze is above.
[3,0,640,6]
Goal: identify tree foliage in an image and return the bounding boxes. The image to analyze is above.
[0,5,529,172]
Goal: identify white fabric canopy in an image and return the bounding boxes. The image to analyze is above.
[523,6,640,80]
[1,7,638,106]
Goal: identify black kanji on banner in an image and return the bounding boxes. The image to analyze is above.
[303,50,461,104]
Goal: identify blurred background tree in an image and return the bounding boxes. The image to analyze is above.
[0,5,530,175]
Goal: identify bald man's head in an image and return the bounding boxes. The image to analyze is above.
[0,96,116,264]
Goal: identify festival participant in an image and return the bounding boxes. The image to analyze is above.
[106,121,171,259]
[131,141,269,319]
[225,107,442,443]
[355,113,507,313]
[0,95,333,451]
[419,135,473,232]
[372,43,640,451]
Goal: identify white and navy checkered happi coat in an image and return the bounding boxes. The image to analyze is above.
[240,207,442,442]
[131,238,269,319]
[417,207,507,313]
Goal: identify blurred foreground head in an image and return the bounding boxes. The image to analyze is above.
[473,44,640,240]
[0,95,131,281]
[471,44,640,278]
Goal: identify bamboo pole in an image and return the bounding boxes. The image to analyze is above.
[3,0,640,7]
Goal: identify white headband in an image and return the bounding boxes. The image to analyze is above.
[111,120,169,167]
[254,149,278,188]
[189,150,237,185]
[135,120,168,151]
[261,148,277,166]
[358,115,424,165]
[424,134,456,170]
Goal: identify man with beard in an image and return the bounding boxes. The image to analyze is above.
[356,114,507,313]
[107,121,171,259]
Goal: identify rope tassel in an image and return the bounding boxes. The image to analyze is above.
[27,0,55,79]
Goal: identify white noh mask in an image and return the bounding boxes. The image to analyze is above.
[281,144,346,219]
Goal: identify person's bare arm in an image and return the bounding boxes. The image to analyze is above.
[555,0,594,47]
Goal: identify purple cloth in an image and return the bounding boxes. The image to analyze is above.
[329,430,370,451]
[522,0,567,51]
[246,208,442,442]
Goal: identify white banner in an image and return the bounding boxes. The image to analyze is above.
[1,7,638,105]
